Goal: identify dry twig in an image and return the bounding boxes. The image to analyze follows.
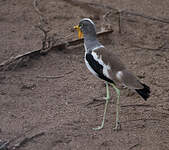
[0,140,10,150]
[37,75,65,79]
[11,132,45,149]
[33,0,51,51]
[122,118,160,123]
[85,99,105,107]
[37,70,74,79]
[118,11,122,34]
[0,127,35,150]
[128,143,140,150]
[121,104,152,108]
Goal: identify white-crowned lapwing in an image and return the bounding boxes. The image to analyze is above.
[74,18,150,130]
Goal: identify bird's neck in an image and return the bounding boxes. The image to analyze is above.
[84,39,103,53]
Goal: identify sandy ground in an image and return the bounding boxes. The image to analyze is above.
[1,0,169,150]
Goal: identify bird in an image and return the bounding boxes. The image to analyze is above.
[74,18,150,130]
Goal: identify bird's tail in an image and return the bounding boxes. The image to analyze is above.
[135,83,150,101]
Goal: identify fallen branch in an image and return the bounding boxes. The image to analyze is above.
[0,29,113,71]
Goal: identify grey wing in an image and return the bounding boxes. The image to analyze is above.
[95,47,143,89]
[100,48,126,71]
[106,50,143,89]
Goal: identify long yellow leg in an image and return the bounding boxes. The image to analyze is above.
[111,83,121,130]
[93,82,110,130]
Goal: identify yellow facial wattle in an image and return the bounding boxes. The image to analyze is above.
[74,25,83,39]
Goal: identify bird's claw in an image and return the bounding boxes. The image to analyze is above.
[92,125,103,130]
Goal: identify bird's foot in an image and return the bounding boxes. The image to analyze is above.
[92,121,105,130]
[103,96,110,101]
[113,121,121,131]
[92,125,104,131]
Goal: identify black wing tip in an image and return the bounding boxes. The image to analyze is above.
[135,83,150,101]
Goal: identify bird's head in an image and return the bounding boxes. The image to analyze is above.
[74,18,97,40]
